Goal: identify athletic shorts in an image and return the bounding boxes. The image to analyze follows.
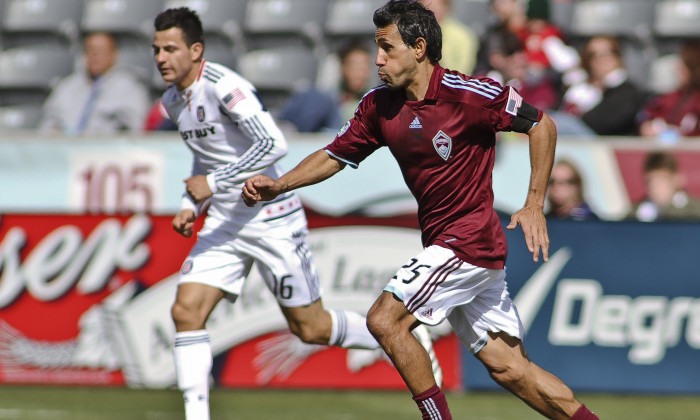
[178,208,321,308]
[384,245,524,354]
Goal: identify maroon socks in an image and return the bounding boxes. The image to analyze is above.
[412,385,452,420]
[571,404,599,420]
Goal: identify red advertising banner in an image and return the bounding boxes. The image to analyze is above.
[0,213,461,391]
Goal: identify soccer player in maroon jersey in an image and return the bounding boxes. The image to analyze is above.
[243,1,598,419]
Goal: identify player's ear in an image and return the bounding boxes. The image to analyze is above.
[413,37,427,61]
[191,42,204,62]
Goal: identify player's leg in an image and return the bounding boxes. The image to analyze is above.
[279,297,443,384]
[171,282,224,420]
[253,218,442,382]
[474,332,598,420]
[366,245,470,419]
[367,292,451,419]
[172,239,251,420]
[446,270,598,420]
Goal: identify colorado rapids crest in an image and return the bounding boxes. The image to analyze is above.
[432,130,452,161]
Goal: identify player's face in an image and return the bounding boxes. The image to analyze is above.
[374,24,418,90]
[153,27,202,90]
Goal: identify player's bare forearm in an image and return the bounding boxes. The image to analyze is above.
[185,175,213,203]
[524,113,556,208]
[507,113,556,263]
[242,149,344,206]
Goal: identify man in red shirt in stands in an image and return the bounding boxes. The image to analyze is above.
[243,1,598,419]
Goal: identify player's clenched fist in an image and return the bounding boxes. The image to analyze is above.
[172,209,196,238]
[242,175,283,206]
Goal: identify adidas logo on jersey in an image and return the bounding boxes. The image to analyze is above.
[420,308,433,320]
[409,117,422,129]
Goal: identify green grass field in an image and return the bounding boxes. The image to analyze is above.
[0,386,698,419]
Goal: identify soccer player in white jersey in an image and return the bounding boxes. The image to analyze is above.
[152,8,440,420]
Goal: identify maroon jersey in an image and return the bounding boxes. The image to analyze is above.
[325,64,542,269]
[641,89,700,136]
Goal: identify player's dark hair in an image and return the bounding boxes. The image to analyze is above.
[154,7,205,48]
[373,0,442,63]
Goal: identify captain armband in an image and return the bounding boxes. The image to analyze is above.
[510,101,540,133]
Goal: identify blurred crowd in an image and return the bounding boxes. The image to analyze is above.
[0,0,695,141]
[3,0,700,221]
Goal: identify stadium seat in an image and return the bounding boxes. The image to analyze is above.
[117,43,156,85]
[0,103,42,129]
[82,0,164,39]
[326,0,385,37]
[654,0,700,38]
[162,0,247,50]
[549,0,575,34]
[451,0,492,39]
[1,0,82,48]
[0,44,73,90]
[237,46,318,111]
[570,0,656,41]
[244,0,328,50]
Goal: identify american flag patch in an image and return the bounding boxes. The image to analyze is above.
[223,88,246,109]
[505,87,523,116]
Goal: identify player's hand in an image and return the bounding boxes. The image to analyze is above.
[185,175,212,203]
[172,209,196,238]
[507,204,549,263]
[242,175,283,207]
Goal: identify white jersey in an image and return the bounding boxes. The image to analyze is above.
[162,60,301,234]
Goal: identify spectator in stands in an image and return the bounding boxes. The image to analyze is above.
[39,32,150,135]
[639,39,700,140]
[475,0,526,74]
[483,27,559,111]
[552,36,646,136]
[630,151,700,221]
[278,38,373,132]
[420,0,478,75]
[546,159,599,221]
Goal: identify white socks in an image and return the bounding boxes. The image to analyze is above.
[174,330,212,420]
[328,309,380,349]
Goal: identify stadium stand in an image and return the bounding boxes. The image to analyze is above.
[244,0,329,52]
[1,0,82,48]
[326,0,385,38]
[451,0,492,39]
[0,43,73,105]
[570,0,656,40]
[162,0,246,53]
[655,0,700,38]
[81,0,163,40]
[0,103,42,129]
[0,0,698,130]
[238,45,318,111]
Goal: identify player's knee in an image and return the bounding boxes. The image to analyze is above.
[366,307,392,342]
[171,300,206,331]
[486,361,528,389]
[289,322,327,345]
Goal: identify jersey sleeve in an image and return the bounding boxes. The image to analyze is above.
[481,81,543,133]
[324,89,383,168]
[207,74,289,192]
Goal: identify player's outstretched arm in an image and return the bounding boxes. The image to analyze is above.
[507,113,557,263]
[242,149,345,207]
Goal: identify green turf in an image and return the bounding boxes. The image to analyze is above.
[0,386,698,419]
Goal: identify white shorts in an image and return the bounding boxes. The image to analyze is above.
[384,245,524,354]
[178,208,321,308]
